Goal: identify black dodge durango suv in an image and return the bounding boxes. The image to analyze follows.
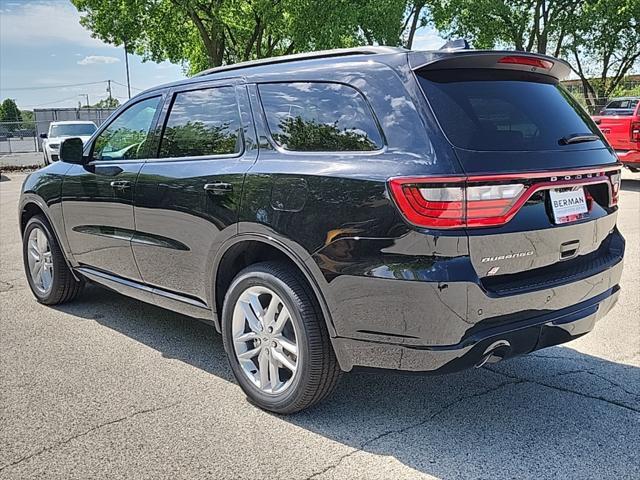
[20,46,624,413]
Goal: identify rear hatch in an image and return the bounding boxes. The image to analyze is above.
[394,52,622,297]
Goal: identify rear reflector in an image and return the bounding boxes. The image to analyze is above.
[389,169,621,229]
[498,55,553,70]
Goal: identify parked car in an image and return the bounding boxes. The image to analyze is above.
[20,46,624,413]
[593,97,640,172]
[40,120,97,165]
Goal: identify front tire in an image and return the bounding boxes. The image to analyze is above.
[222,261,341,413]
[22,215,82,305]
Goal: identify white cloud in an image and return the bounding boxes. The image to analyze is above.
[412,28,446,51]
[77,55,121,65]
[0,1,111,49]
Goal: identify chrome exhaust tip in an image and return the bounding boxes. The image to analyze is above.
[475,340,512,368]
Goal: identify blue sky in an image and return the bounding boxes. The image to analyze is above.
[0,0,445,110]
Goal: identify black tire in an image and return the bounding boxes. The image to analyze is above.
[22,215,82,305]
[221,261,341,413]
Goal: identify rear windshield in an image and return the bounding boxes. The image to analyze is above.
[418,70,601,151]
[50,123,96,137]
[600,99,638,116]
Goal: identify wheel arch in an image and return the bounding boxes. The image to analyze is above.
[212,234,336,337]
[19,195,79,280]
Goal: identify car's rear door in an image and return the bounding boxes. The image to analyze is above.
[132,81,256,308]
[61,94,164,281]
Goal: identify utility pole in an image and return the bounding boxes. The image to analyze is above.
[107,80,113,106]
[80,94,89,108]
[123,38,131,99]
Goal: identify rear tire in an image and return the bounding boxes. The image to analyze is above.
[22,215,82,305]
[221,261,341,413]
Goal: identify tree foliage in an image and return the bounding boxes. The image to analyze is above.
[72,0,423,74]
[0,99,23,131]
[426,0,640,107]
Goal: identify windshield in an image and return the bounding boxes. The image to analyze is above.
[50,123,96,137]
[418,69,601,151]
[600,99,638,116]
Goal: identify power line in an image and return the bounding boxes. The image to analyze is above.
[111,80,144,92]
[1,81,108,92]
[22,94,88,108]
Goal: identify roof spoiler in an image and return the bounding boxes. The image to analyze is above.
[409,50,572,81]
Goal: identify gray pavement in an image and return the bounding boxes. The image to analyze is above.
[1,169,639,479]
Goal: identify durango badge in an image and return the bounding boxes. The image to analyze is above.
[481,251,534,263]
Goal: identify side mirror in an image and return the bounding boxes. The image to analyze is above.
[594,118,602,125]
[40,133,48,139]
[59,137,85,164]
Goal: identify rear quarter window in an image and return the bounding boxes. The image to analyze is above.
[418,70,601,151]
[258,82,383,152]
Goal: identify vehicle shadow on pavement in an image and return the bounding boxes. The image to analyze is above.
[56,285,640,479]
[621,178,640,192]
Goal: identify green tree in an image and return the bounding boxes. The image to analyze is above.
[568,0,640,109]
[0,99,22,132]
[83,98,120,109]
[72,0,422,74]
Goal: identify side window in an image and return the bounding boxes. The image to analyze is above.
[258,82,383,152]
[159,87,241,158]
[92,96,161,161]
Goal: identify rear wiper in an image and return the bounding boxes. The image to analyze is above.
[558,133,601,145]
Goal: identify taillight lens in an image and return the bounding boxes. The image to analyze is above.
[609,172,621,206]
[631,122,640,142]
[498,55,553,70]
[388,178,526,229]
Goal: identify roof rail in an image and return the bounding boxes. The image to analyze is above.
[193,46,407,77]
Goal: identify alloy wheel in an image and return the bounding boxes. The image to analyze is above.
[231,286,299,395]
[26,227,54,295]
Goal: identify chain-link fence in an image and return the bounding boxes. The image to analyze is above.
[562,76,640,115]
[0,108,116,155]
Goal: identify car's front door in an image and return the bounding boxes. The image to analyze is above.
[132,82,256,306]
[61,95,163,281]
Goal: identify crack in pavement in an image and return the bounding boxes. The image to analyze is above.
[484,366,640,414]
[305,379,522,479]
[0,402,180,472]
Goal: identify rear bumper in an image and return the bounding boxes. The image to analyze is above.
[615,149,640,166]
[333,284,620,373]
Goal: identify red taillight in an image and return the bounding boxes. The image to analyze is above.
[631,121,640,142]
[498,55,553,70]
[389,169,621,229]
[389,178,525,229]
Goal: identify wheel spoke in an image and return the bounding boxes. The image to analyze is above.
[268,355,279,390]
[277,337,298,356]
[235,331,258,343]
[273,305,290,334]
[264,295,280,323]
[239,300,262,333]
[258,351,269,389]
[272,348,296,373]
[237,346,261,360]
[247,292,265,326]
[41,267,52,290]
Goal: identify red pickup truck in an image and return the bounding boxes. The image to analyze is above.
[592,97,640,172]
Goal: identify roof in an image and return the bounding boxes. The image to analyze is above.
[49,120,97,125]
[194,46,407,78]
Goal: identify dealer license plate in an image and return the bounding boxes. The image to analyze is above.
[549,187,588,224]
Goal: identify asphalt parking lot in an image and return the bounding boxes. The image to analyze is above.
[1,169,639,480]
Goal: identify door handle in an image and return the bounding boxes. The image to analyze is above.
[110,180,131,190]
[204,182,233,195]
